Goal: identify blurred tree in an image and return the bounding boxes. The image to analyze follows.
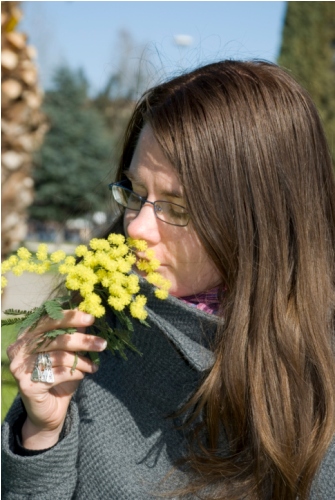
[278,1,335,165]
[29,66,112,232]
[93,30,151,158]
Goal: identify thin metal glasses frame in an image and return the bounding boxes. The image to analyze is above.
[108,181,190,227]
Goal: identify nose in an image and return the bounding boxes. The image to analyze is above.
[125,203,161,245]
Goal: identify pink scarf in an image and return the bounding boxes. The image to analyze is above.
[180,286,222,315]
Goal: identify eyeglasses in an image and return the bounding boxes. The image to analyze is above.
[108,181,190,227]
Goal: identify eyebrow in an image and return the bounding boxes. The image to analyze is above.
[124,171,184,199]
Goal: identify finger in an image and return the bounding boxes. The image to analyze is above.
[18,366,86,395]
[7,338,26,362]
[10,351,99,380]
[6,332,39,362]
[51,351,99,373]
[37,332,107,353]
[23,309,95,339]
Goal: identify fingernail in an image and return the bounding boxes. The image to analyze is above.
[92,363,99,372]
[82,313,95,325]
[95,339,107,350]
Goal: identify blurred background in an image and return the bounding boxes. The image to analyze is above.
[2,1,335,418]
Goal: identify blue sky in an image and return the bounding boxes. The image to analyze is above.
[19,1,287,96]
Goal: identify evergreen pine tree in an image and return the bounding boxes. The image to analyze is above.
[278,2,335,165]
[30,66,113,226]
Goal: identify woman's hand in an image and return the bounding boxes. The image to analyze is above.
[6,309,106,450]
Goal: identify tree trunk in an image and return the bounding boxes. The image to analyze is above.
[1,1,48,258]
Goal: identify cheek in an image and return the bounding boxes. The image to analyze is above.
[174,234,220,283]
[170,233,210,274]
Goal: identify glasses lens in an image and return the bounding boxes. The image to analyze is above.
[112,185,142,210]
[154,201,189,226]
[109,183,189,226]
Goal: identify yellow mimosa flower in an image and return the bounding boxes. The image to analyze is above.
[117,259,132,274]
[108,296,126,311]
[126,274,140,294]
[89,238,110,252]
[1,276,8,290]
[130,295,148,320]
[126,238,147,252]
[17,247,32,260]
[66,276,81,290]
[36,244,49,261]
[75,245,89,257]
[35,262,51,274]
[50,250,67,263]
[1,257,17,274]
[80,283,95,296]
[107,233,125,246]
[154,289,169,300]
[1,234,170,360]
[65,256,76,266]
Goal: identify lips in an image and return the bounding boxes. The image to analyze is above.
[134,252,166,267]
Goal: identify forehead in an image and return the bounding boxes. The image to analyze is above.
[128,125,182,191]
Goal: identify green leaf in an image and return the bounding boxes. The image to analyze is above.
[71,352,79,373]
[1,317,25,326]
[34,327,77,351]
[115,311,134,332]
[88,351,100,365]
[113,329,142,356]
[18,306,46,334]
[44,300,64,320]
[44,328,77,338]
[3,308,36,316]
[139,319,150,328]
[52,295,73,305]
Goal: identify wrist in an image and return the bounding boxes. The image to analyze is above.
[21,417,65,450]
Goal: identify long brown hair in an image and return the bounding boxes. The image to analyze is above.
[116,60,335,499]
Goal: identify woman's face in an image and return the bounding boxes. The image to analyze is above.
[123,124,221,297]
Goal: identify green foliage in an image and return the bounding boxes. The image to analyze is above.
[2,296,142,364]
[42,328,77,339]
[30,66,113,223]
[1,317,23,327]
[278,2,335,165]
[2,294,72,338]
[17,306,46,333]
[44,300,64,320]
[2,308,33,316]
[89,314,141,361]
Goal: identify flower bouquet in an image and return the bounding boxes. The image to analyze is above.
[1,234,170,365]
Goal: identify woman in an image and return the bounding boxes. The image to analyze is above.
[2,60,335,499]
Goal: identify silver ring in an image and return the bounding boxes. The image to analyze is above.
[31,352,54,383]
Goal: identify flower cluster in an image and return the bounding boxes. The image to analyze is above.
[1,235,171,322]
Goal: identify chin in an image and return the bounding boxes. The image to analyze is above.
[168,285,189,298]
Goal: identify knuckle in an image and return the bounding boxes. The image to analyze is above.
[10,358,28,379]
[53,333,76,348]
[81,334,97,345]
[6,342,20,361]
[8,359,17,376]
[62,309,80,323]
[74,370,85,381]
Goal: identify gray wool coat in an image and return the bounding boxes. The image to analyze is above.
[2,279,335,499]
